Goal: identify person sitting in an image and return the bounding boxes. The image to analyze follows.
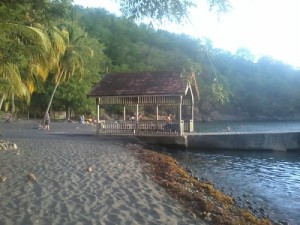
[80,115,85,124]
[166,114,172,123]
[138,113,143,121]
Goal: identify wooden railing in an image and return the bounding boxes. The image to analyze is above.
[97,120,192,136]
[98,95,192,106]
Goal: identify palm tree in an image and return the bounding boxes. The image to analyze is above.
[0,23,51,120]
[43,24,93,121]
[23,24,53,94]
[0,63,30,120]
[0,78,10,110]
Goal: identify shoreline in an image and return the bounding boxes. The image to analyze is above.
[0,120,204,225]
[129,144,273,225]
[1,120,275,224]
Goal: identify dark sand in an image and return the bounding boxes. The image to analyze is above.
[0,120,205,225]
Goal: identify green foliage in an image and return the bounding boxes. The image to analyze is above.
[75,7,202,73]
[76,7,300,120]
[211,81,230,104]
[209,49,300,119]
[0,0,72,25]
[51,32,107,116]
[2,1,300,122]
[207,0,231,13]
[117,0,230,23]
[0,1,106,118]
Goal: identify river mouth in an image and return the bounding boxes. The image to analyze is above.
[170,148,300,225]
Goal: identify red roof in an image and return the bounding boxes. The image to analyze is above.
[89,71,187,97]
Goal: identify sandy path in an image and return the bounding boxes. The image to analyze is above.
[0,121,204,225]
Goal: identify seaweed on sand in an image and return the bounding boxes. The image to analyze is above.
[129,144,272,225]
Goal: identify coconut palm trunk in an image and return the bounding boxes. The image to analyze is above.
[43,69,65,123]
[0,94,6,110]
[6,93,15,121]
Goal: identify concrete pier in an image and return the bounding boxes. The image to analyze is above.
[187,132,300,151]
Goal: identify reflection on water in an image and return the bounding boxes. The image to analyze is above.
[171,147,300,225]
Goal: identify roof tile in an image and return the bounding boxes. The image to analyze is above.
[89,71,186,97]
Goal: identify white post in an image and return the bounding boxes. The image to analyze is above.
[190,104,194,132]
[136,104,139,121]
[156,104,159,120]
[134,103,139,135]
[123,106,126,120]
[190,87,195,132]
[96,98,100,134]
[179,96,184,135]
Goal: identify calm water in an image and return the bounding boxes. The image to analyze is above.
[170,121,300,225]
[196,120,300,133]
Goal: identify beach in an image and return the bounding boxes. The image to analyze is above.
[0,120,204,225]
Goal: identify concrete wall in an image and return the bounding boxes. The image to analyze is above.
[135,132,300,151]
[187,132,300,151]
[137,135,188,148]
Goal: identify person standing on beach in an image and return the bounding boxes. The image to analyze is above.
[44,112,50,130]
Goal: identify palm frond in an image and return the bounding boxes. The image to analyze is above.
[0,63,30,104]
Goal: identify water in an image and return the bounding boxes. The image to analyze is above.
[170,121,300,225]
[196,120,300,133]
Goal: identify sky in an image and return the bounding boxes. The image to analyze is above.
[73,0,300,68]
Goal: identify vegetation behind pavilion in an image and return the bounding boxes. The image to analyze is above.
[1,1,300,122]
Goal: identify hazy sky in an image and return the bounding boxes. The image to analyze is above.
[73,0,300,68]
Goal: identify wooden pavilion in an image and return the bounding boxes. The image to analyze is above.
[88,71,195,136]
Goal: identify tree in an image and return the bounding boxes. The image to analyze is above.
[117,0,231,23]
[42,23,94,121]
[76,7,205,73]
[0,64,30,120]
[50,33,107,119]
[0,0,72,117]
[0,0,72,26]
[235,48,254,61]
[0,23,52,119]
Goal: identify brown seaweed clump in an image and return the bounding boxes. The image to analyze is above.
[129,144,272,225]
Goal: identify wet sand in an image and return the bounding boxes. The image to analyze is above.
[0,120,205,225]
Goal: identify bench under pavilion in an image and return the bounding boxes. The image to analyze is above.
[88,71,195,136]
